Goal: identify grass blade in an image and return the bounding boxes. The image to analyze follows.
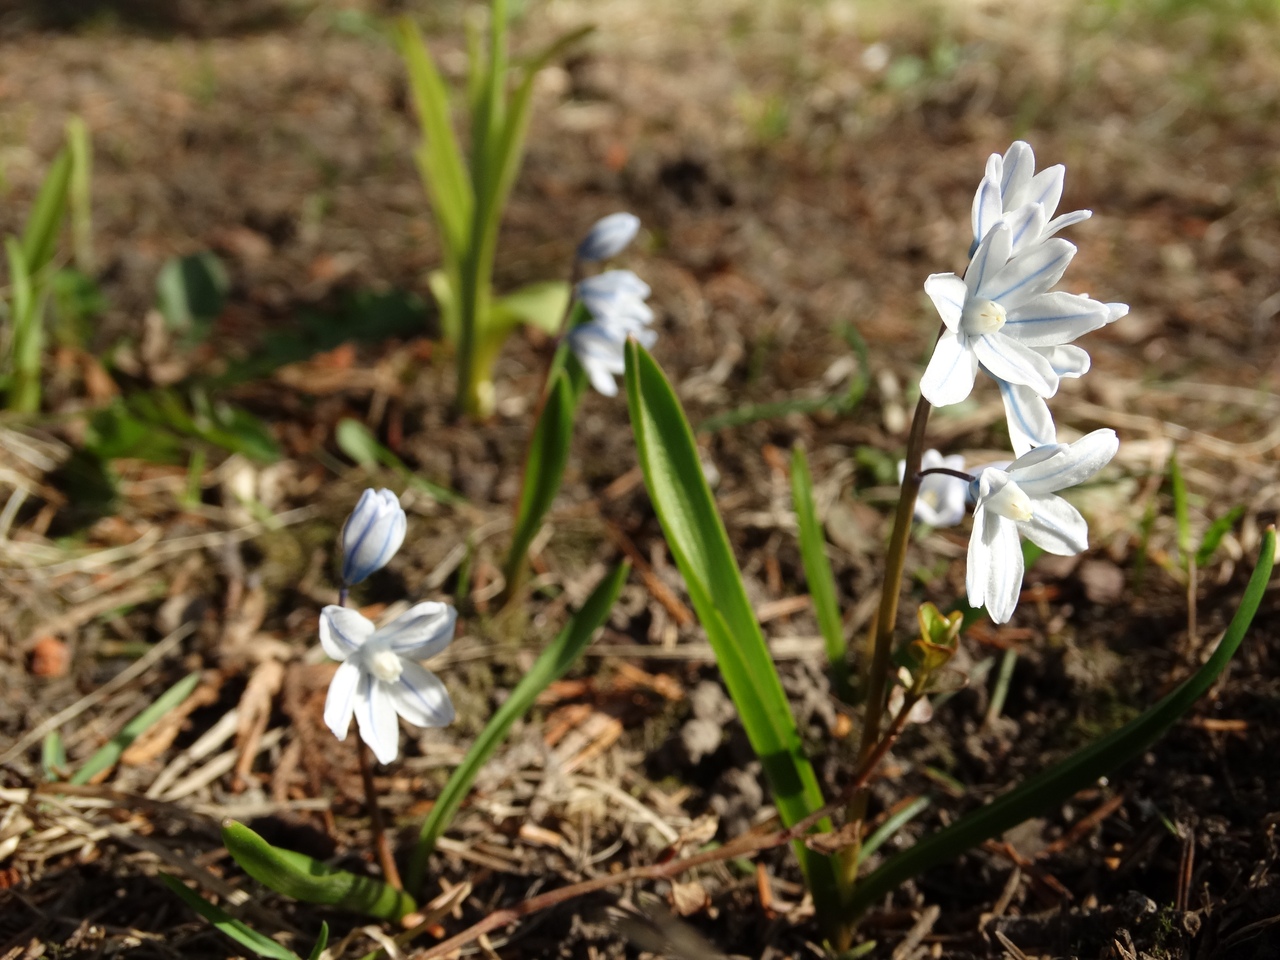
[623,340,845,932]
[857,795,932,865]
[223,821,417,921]
[1169,449,1191,564]
[20,145,72,274]
[790,444,849,696]
[5,237,40,412]
[409,563,629,894]
[1196,504,1245,568]
[847,526,1275,917]
[71,671,201,785]
[66,116,94,273]
[503,370,576,593]
[159,874,302,960]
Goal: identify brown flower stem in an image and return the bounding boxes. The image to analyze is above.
[357,738,403,892]
[408,714,912,960]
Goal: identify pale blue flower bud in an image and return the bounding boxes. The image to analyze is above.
[341,488,407,586]
[576,212,641,263]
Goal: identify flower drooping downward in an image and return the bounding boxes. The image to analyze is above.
[899,450,968,528]
[321,602,457,764]
[567,268,657,396]
[966,429,1118,623]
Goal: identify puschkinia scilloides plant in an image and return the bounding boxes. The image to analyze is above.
[620,139,1274,953]
[395,2,591,418]
[181,487,627,956]
[502,211,651,600]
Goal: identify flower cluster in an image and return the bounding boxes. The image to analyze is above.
[566,214,656,396]
[915,142,1123,623]
[322,489,457,764]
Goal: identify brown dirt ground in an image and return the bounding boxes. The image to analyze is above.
[2,0,1280,958]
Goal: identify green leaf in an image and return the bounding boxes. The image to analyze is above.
[66,116,94,273]
[503,370,576,591]
[1196,504,1244,568]
[71,672,201,785]
[20,145,73,275]
[156,252,229,344]
[623,340,845,929]
[306,922,329,960]
[394,18,473,261]
[223,821,417,921]
[41,731,66,782]
[856,795,932,865]
[491,279,571,336]
[4,236,41,412]
[159,874,302,960]
[790,444,849,696]
[847,526,1276,917]
[1169,449,1191,564]
[334,419,463,505]
[408,563,628,894]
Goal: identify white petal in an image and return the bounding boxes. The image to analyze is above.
[974,334,1058,396]
[1043,209,1092,240]
[920,331,979,406]
[388,661,455,728]
[1002,292,1109,347]
[1105,301,1129,323]
[1003,202,1047,256]
[323,661,362,741]
[964,223,1012,298]
[967,505,1024,624]
[319,606,375,662]
[356,676,401,764]
[1011,428,1119,496]
[923,273,968,331]
[1019,494,1089,555]
[1043,344,1090,378]
[1017,166,1065,220]
[971,174,1003,248]
[576,212,640,262]
[998,379,1057,456]
[980,239,1076,308]
[1000,142,1035,204]
[341,489,407,585]
[378,601,458,659]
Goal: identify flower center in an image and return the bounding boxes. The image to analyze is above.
[960,297,1008,336]
[367,649,404,683]
[984,479,1034,522]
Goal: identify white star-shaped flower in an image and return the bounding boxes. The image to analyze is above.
[320,602,457,764]
[568,269,657,396]
[971,141,1091,256]
[967,429,1118,624]
[920,222,1111,408]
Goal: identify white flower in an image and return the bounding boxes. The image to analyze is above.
[320,602,457,764]
[966,429,1118,624]
[568,269,657,396]
[340,488,407,586]
[971,141,1091,256]
[920,222,1111,408]
[898,450,968,527]
[577,212,641,263]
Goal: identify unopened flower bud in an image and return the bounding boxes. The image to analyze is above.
[576,212,641,263]
[340,488,407,586]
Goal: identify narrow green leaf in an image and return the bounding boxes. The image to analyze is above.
[306,922,329,960]
[856,795,932,865]
[71,671,201,785]
[20,145,73,274]
[160,874,302,960]
[156,252,229,344]
[791,444,849,695]
[41,731,66,782]
[66,116,94,273]
[409,563,628,894]
[334,419,462,506]
[504,370,576,590]
[1196,504,1244,568]
[491,279,571,336]
[223,821,417,921]
[623,340,844,928]
[1169,450,1191,564]
[847,527,1276,916]
[394,18,473,259]
[5,237,40,412]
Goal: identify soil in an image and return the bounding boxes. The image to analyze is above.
[2,1,1280,958]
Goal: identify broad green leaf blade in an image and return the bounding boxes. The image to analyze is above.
[491,279,571,335]
[504,370,576,590]
[790,444,849,695]
[1196,504,1244,568]
[159,874,302,960]
[223,821,417,921]
[847,526,1276,917]
[20,145,72,274]
[72,672,201,785]
[409,563,629,894]
[394,18,473,259]
[623,340,844,925]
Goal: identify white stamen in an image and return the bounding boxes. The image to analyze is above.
[985,480,1034,522]
[368,650,404,683]
[961,297,1008,335]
